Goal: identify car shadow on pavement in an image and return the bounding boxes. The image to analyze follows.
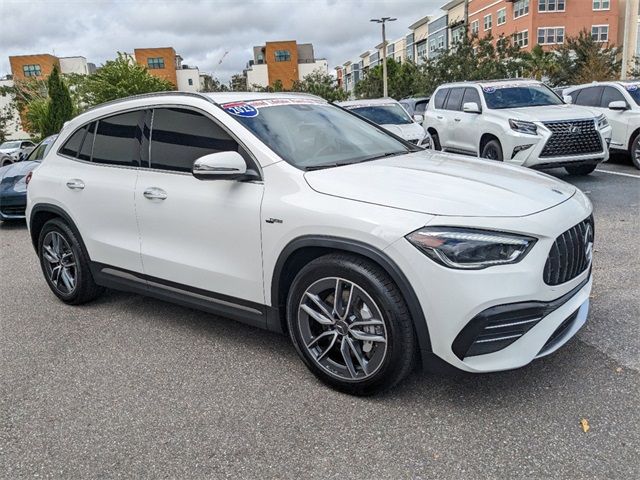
[0,220,27,230]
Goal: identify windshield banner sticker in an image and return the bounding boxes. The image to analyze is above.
[483,83,538,93]
[625,84,639,92]
[223,102,259,118]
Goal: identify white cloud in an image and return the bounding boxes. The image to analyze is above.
[0,0,444,82]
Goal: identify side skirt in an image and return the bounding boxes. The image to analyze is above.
[89,262,282,332]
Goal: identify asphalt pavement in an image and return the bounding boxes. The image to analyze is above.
[1,157,638,479]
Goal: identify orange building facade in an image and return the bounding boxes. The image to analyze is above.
[9,54,60,81]
[133,47,178,86]
[467,0,622,51]
[264,41,300,89]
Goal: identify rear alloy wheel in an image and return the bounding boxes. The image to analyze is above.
[565,164,597,176]
[287,254,416,395]
[38,218,103,304]
[481,139,503,161]
[630,134,640,170]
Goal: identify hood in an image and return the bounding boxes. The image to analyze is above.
[381,123,426,141]
[304,150,575,217]
[500,104,599,122]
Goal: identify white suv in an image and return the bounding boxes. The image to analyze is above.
[424,79,612,175]
[563,81,640,169]
[27,92,594,395]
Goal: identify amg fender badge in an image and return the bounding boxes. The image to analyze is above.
[265,218,283,224]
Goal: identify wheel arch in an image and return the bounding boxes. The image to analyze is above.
[628,127,640,151]
[271,235,433,355]
[29,204,89,259]
[480,132,501,154]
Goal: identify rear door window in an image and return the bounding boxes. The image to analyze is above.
[92,110,145,167]
[149,107,239,173]
[444,88,464,111]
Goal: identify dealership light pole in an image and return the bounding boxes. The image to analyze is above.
[371,17,396,98]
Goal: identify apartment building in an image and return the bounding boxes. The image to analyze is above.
[467,0,623,51]
[244,41,328,90]
[427,14,449,58]
[9,54,95,81]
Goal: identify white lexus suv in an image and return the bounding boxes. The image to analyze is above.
[27,92,594,395]
[563,81,640,169]
[424,79,612,175]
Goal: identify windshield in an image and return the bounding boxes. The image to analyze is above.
[222,99,414,170]
[0,141,20,149]
[624,84,640,105]
[483,84,563,109]
[346,104,413,125]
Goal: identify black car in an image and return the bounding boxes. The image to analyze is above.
[0,135,57,221]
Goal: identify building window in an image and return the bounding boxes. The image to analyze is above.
[514,0,530,19]
[537,27,565,44]
[539,0,565,12]
[497,8,507,25]
[592,0,610,10]
[437,34,445,50]
[513,30,529,47]
[452,26,465,44]
[471,19,479,34]
[484,14,492,31]
[22,64,41,77]
[188,78,193,86]
[147,57,165,69]
[387,43,395,56]
[429,38,437,53]
[274,50,291,62]
[591,25,609,42]
[257,53,264,64]
[416,41,427,62]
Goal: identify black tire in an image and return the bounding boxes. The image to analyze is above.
[480,139,503,161]
[429,131,442,150]
[565,164,597,176]
[1,157,13,167]
[38,218,103,304]
[630,133,640,170]
[286,253,417,395]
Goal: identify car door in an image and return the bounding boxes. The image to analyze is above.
[441,87,466,153]
[455,87,483,155]
[55,111,145,273]
[135,106,265,307]
[599,86,629,150]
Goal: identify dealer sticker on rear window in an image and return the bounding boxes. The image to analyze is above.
[625,84,639,92]
[223,102,259,118]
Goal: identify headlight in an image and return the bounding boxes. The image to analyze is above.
[596,114,609,129]
[509,119,538,135]
[406,227,536,270]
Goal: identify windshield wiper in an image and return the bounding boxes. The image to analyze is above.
[304,151,407,171]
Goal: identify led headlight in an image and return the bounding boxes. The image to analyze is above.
[406,227,536,270]
[596,114,609,129]
[509,119,538,135]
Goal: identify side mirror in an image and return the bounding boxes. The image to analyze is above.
[462,102,481,114]
[413,114,424,123]
[608,100,628,111]
[192,151,247,180]
[563,95,573,104]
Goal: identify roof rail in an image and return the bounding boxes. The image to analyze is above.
[82,90,213,114]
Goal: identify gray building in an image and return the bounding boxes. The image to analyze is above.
[427,15,448,59]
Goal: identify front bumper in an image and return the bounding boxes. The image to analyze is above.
[384,191,593,373]
[0,192,27,220]
[502,122,611,169]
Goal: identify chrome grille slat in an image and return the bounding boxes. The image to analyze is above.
[540,120,602,158]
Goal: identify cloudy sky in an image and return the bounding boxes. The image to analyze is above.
[1,0,444,82]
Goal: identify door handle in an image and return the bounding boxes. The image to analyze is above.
[454,118,461,122]
[143,187,168,200]
[437,115,444,120]
[66,179,85,190]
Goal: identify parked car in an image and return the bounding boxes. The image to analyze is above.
[338,98,428,146]
[0,140,36,166]
[399,96,430,122]
[0,135,57,221]
[424,79,612,175]
[563,81,640,169]
[28,92,594,395]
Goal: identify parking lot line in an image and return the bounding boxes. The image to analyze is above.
[595,168,640,179]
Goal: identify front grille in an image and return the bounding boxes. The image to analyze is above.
[543,216,594,286]
[0,205,26,217]
[540,120,602,158]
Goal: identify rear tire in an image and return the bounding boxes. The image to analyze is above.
[480,139,503,161]
[38,218,103,304]
[286,253,417,395]
[630,134,640,170]
[565,164,597,176]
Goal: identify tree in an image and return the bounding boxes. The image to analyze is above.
[522,44,559,81]
[43,65,73,136]
[292,70,348,102]
[354,59,423,99]
[229,74,247,91]
[200,74,229,92]
[630,56,640,79]
[0,106,12,143]
[79,53,175,106]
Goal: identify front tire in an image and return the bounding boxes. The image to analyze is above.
[565,164,597,176]
[38,218,103,304]
[286,253,417,395]
[630,134,640,170]
[480,139,503,161]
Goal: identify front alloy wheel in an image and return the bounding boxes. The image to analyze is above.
[298,277,388,380]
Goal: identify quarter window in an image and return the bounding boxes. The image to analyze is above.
[274,50,291,62]
[150,108,239,173]
[92,110,145,167]
[514,0,530,19]
[22,64,41,77]
[59,125,89,158]
[147,57,165,69]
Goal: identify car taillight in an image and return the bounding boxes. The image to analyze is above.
[25,171,33,186]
